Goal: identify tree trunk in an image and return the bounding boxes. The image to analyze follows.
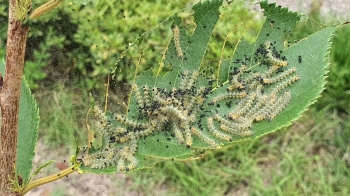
[0,0,29,194]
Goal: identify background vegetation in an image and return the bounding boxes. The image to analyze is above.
[1,0,349,195]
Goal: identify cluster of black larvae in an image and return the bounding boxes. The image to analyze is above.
[82,41,300,171]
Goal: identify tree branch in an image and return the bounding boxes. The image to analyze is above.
[0,0,29,195]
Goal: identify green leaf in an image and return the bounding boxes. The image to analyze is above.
[32,160,55,176]
[0,58,40,184]
[82,1,336,174]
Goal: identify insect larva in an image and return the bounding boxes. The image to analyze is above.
[267,91,291,121]
[240,130,254,136]
[118,134,134,143]
[93,106,107,130]
[227,78,245,91]
[142,85,151,108]
[271,75,300,94]
[81,156,93,167]
[213,114,232,125]
[252,90,291,122]
[115,127,127,134]
[236,117,254,129]
[160,105,186,121]
[229,91,257,120]
[239,65,247,73]
[254,114,266,122]
[179,70,189,90]
[119,146,130,158]
[262,67,296,84]
[211,91,247,103]
[125,155,138,171]
[114,114,147,128]
[182,124,192,147]
[191,127,218,148]
[245,72,262,84]
[89,149,116,169]
[267,92,277,106]
[173,124,185,144]
[132,84,145,110]
[186,86,205,113]
[134,127,155,138]
[207,117,232,142]
[117,158,125,172]
[185,71,199,90]
[245,94,269,119]
[213,114,251,132]
[265,41,288,67]
[267,52,288,67]
[263,65,280,78]
[219,124,253,136]
[128,133,138,153]
[173,25,184,58]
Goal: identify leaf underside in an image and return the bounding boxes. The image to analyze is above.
[81,0,336,174]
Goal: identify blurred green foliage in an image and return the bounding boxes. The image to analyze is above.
[1,0,261,90]
[318,24,350,113]
[36,82,88,149]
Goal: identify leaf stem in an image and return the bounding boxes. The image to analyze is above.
[30,0,65,19]
[20,164,80,195]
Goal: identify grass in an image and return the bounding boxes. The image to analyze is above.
[28,1,350,196]
[36,81,89,150]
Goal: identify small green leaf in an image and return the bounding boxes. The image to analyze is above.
[32,160,55,176]
[0,58,40,184]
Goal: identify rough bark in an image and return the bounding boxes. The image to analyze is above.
[0,0,29,195]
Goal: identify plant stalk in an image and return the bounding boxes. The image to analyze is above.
[0,0,30,195]
[21,166,80,195]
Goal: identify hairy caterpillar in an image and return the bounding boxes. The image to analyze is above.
[211,91,247,103]
[173,25,184,58]
[265,41,288,67]
[262,67,296,84]
[207,117,232,142]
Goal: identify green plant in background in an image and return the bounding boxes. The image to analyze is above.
[38,82,88,148]
[24,27,66,89]
[318,24,350,113]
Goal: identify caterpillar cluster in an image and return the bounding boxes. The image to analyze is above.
[206,41,299,138]
[82,70,212,171]
[82,40,300,171]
